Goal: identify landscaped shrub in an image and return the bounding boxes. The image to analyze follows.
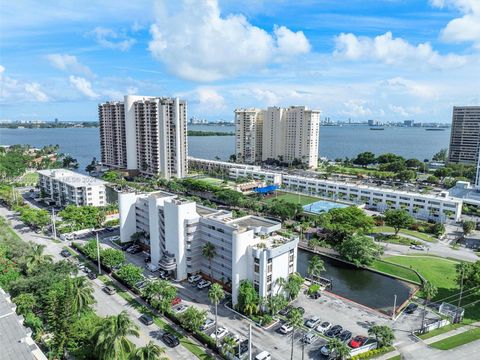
[350,346,394,360]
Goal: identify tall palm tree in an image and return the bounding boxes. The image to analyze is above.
[221,336,238,358]
[326,337,351,360]
[307,255,325,281]
[202,242,216,280]
[133,341,168,360]
[71,276,96,315]
[208,283,225,347]
[286,308,303,360]
[93,311,140,360]
[25,243,53,273]
[421,281,438,331]
[275,276,287,296]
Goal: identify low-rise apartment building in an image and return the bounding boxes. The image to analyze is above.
[119,191,298,304]
[37,169,107,207]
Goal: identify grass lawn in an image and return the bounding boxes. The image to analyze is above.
[373,226,437,243]
[429,327,480,350]
[199,177,230,186]
[418,323,465,340]
[262,191,321,206]
[17,172,39,186]
[370,260,422,284]
[375,234,421,246]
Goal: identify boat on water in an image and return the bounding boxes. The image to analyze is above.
[425,128,446,131]
[370,127,385,130]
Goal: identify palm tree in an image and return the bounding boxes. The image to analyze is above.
[208,283,225,347]
[202,242,216,280]
[93,311,140,360]
[421,281,438,331]
[25,243,53,272]
[286,308,303,360]
[221,336,238,358]
[71,276,96,315]
[326,337,351,360]
[307,255,325,281]
[275,276,287,296]
[133,341,168,360]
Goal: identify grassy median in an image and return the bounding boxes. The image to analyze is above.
[429,327,480,350]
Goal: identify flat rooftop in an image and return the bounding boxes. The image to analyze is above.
[196,204,220,216]
[228,215,280,229]
[37,169,107,187]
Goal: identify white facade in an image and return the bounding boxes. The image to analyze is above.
[98,101,127,168]
[99,95,188,179]
[118,191,298,304]
[234,106,321,168]
[37,169,107,207]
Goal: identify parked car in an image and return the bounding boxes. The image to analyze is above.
[325,325,343,338]
[139,314,153,326]
[162,333,180,347]
[197,280,211,289]
[173,304,189,314]
[109,235,120,241]
[338,330,352,342]
[210,326,228,340]
[144,256,151,263]
[60,249,71,258]
[305,316,321,328]
[404,303,419,314]
[200,318,215,331]
[103,286,116,295]
[188,274,202,283]
[279,324,293,334]
[309,291,321,299]
[279,305,292,316]
[106,227,116,232]
[121,243,132,251]
[87,272,97,280]
[316,321,332,334]
[302,332,317,344]
[410,244,425,251]
[320,345,332,356]
[171,297,182,306]
[349,335,368,348]
[254,351,271,360]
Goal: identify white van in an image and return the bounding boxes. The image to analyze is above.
[255,351,271,360]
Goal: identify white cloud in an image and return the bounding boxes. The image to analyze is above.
[334,31,466,69]
[148,0,311,81]
[46,54,92,75]
[383,77,439,99]
[430,0,480,48]
[340,100,373,117]
[24,83,49,102]
[389,104,410,117]
[0,65,49,103]
[196,88,226,111]
[90,27,136,51]
[69,76,98,98]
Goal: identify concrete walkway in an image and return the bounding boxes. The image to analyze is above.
[423,321,480,345]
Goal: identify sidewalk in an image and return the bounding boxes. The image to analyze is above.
[423,321,480,345]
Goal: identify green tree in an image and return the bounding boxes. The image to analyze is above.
[307,255,325,281]
[25,243,53,273]
[377,153,405,164]
[456,261,480,291]
[71,276,96,316]
[101,248,125,269]
[353,152,376,167]
[286,308,303,360]
[202,242,216,280]
[133,341,168,360]
[421,281,438,331]
[179,306,207,332]
[396,170,416,182]
[326,337,351,359]
[237,280,259,315]
[102,171,121,182]
[384,209,414,236]
[432,148,448,162]
[267,294,287,316]
[143,280,177,315]
[92,311,140,360]
[275,277,287,296]
[432,223,446,237]
[318,206,374,243]
[284,272,304,300]
[13,293,36,315]
[221,335,238,358]
[116,264,143,288]
[208,283,225,346]
[338,235,383,267]
[368,325,395,348]
[462,220,476,236]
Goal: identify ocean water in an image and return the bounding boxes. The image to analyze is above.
[0,125,451,172]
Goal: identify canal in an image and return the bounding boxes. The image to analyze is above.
[297,249,418,315]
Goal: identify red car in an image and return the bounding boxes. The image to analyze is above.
[171,297,181,306]
[348,335,367,348]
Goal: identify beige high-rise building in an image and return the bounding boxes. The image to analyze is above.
[448,106,480,165]
[234,108,264,164]
[98,101,127,168]
[99,95,188,179]
[235,105,320,168]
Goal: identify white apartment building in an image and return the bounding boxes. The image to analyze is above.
[448,106,480,165]
[188,156,261,174]
[119,191,298,304]
[99,95,188,179]
[37,169,107,207]
[235,108,264,164]
[235,106,321,168]
[98,101,127,168]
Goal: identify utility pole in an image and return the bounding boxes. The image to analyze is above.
[458,266,465,307]
[52,208,57,241]
[248,323,252,360]
[96,233,102,275]
[392,294,397,320]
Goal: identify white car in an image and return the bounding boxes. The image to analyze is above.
[60,233,74,241]
[173,304,189,314]
[410,244,425,251]
[302,332,317,344]
[316,321,332,334]
[305,316,321,328]
[320,345,331,356]
[210,326,228,340]
[279,324,293,334]
[197,280,211,289]
[200,318,215,331]
[109,235,120,241]
[188,274,202,283]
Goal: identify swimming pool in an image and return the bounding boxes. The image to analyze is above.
[303,200,349,214]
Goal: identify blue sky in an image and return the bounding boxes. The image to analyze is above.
[0,0,479,123]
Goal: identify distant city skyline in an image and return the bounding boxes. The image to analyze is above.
[1,0,479,123]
